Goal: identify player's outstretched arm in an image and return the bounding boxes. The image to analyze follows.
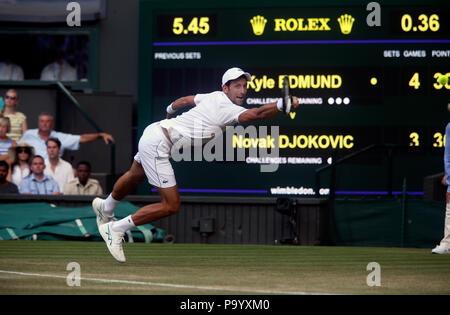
[238,97,298,123]
[166,95,196,119]
[171,95,196,111]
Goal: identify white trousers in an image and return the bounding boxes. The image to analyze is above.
[440,202,450,248]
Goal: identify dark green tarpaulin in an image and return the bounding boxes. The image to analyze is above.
[0,202,165,242]
[332,198,446,248]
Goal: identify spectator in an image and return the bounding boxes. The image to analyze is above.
[19,112,115,159]
[64,161,103,195]
[40,51,77,81]
[0,116,16,163]
[0,160,18,193]
[0,59,24,81]
[8,142,34,187]
[44,137,74,192]
[1,89,28,141]
[19,155,60,195]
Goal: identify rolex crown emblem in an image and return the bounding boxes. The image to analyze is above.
[250,15,267,36]
[337,14,355,34]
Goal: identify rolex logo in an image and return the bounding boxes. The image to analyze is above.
[337,14,355,34]
[250,15,267,36]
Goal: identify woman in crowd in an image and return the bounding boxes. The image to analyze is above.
[8,142,34,187]
[1,89,28,141]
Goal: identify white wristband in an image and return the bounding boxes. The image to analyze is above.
[276,98,283,111]
[166,103,177,114]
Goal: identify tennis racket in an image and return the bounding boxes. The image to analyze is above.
[281,76,293,114]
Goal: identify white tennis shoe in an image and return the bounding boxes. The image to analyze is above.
[431,245,450,254]
[99,222,126,263]
[92,197,112,228]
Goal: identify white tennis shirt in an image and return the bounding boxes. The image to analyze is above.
[160,91,247,142]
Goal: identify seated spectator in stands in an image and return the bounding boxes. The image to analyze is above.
[40,51,77,81]
[8,142,34,187]
[64,161,103,195]
[0,117,16,163]
[0,59,24,81]
[0,160,18,193]
[1,89,28,141]
[19,112,115,159]
[44,137,74,192]
[19,155,60,195]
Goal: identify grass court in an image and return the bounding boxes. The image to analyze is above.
[0,240,449,295]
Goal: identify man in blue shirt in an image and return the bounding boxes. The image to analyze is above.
[19,112,115,159]
[19,155,60,195]
[432,122,450,254]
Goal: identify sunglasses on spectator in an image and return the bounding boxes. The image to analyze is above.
[17,148,30,154]
[4,95,17,100]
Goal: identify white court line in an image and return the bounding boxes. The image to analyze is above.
[0,269,331,295]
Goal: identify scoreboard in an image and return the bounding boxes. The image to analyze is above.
[138,0,450,196]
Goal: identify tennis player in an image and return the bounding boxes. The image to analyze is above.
[92,67,299,262]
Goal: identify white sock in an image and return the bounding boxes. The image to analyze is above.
[112,215,135,233]
[103,194,119,216]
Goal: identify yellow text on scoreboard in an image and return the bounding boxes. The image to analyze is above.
[248,74,343,92]
[233,134,355,149]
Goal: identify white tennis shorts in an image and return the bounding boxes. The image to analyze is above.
[134,122,176,188]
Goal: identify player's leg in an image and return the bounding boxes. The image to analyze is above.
[110,155,180,232]
[99,184,180,263]
[108,185,180,236]
[97,122,177,262]
[92,160,146,226]
[93,121,164,221]
[131,185,180,225]
[111,160,146,201]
